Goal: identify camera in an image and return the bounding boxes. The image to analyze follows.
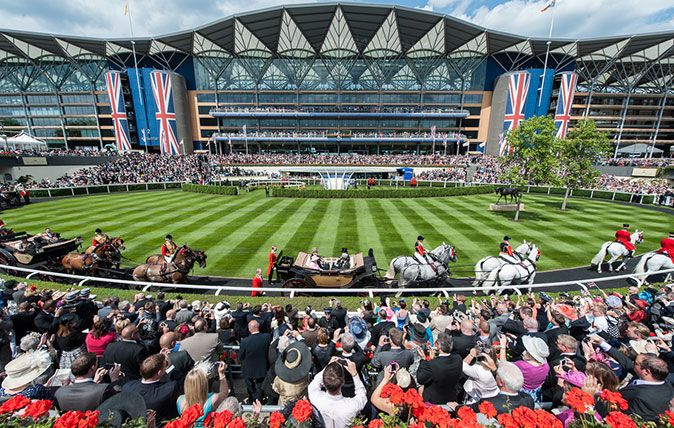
[388,361,399,372]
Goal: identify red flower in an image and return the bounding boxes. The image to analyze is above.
[416,405,457,428]
[208,410,234,428]
[665,410,674,426]
[512,406,538,428]
[563,388,595,414]
[0,395,31,414]
[229,352,238,361]
[54,410,100,428]
[380,383,404,405]
[497,413,518,428]
[291,399,313,423]
[269,411,286,428]
[478,401,498,419]
[403,388,424,409]
[534,409,563,428]
[605,411,638,428]
[457,406,477,423]
[21,399,52,420]
[368,419,384,428]
[599,389,628,411]
[182,404,204,426]
[164,420,189,428]
[226,416,246,428]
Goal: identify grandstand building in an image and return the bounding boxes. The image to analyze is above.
[0,3,672,155]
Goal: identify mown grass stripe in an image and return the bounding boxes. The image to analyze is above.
[367,200,407,263]
[354,199,384,260]
[308,200,341,256]
[334,200,359,255]
[282,199,324,258]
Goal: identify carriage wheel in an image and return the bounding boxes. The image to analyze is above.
[0,253,18,277]
[281,278,311,297]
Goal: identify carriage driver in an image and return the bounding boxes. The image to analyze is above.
[414,235,432,265]
[656,232,674,263]
[615,224,636,256]
[92,228,110,250]
[162,234,178,265]
[499,236,518,263]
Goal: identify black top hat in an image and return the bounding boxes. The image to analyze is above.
[417,235,424,241]
[275,341,312,383]
[503,236,511,241]
[623,224,630,228]
[97,392,146,428]
[95,228,102,234]
[410,323,427,342]
[166,234,173,240]
[669,232,674,238]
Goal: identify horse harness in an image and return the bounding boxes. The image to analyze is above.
[493,260,536,286]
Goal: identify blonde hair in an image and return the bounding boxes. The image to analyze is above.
[183,368,209,409]
[115,319,131,334]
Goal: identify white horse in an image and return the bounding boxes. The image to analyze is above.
[590,230,643,273]
[481,245,539,293]
[385,243,456,288]
[384,243,457,280]
[630,252,674,286]
[472,241,538,286]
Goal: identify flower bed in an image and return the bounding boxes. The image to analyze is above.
[271,185,496,199]
[181,183,239,195]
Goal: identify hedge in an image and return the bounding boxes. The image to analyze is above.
[181,183,238,195]
[271,185,496,199]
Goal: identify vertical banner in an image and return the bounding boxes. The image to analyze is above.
[105,71,132,152]
[149,70,180,155]
[554,72,578,139]
[500,71,531,156]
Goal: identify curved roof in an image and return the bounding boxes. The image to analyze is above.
[0,2,672,88]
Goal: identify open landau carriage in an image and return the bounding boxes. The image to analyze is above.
[0,231,82,270]
[276,249,381,289]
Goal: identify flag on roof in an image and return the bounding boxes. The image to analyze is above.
[541,0,556,12]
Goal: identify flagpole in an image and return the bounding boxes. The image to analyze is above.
[125,0,146,153]
[538,5,555,111]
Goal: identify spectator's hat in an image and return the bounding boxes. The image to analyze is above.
[24,284,38,297]
[415,312,429,327]
[559,370,586,388]
[395,368,413,389]
[349,316,367,340]
[522,336,549,363]
[323,307,332,315]
[1,349,52,390]
[79,288,96,300]
[275,341,312,383]
[634,299,649,310]
[623,224,630,228]
[629,339,649,355]
[64,291,79,304]
[97,392,146,428]
[555,304,578,321]
[669,232,674,238]
[503,236,511,241]
[604,295,622,309]
[2,279,18,290]
[410,323,427,342]
[52,290,66,301]
[192,300,202,311]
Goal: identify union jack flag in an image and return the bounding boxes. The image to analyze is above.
[500,71,531,156]
[150,71,180,155]
[554,72,578,139]
[104,71,132,152]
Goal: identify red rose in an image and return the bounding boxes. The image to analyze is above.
[0,395,31,414]
[21,399,52,420]
[478,401,497,419]
[182,404,204,425]
[605,411,638,428]
[380,383,405,405]
[563,388,595,414]
[599,389,628,411]
[227,416,246,428]
[291,399,313,423]
[368,419,384,428]
[269,411,286,428]
[209,410,234,428]
[229,352,238,361]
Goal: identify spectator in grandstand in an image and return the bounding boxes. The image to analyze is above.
[177,362,233,424]
[239,320,272,403]
[308,358,367,428]
[416,332,462,404]
[55,353,121,411]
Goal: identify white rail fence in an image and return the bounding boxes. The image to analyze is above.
[2,263,672,299]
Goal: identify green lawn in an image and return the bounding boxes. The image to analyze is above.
[3,190,671,278]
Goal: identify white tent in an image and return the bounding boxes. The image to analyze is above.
[4,131,48,150]
[617,143,663,156]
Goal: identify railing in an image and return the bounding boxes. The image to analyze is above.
[3,263,672,297]
[27,182,184,198]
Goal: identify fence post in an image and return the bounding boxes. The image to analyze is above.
[527,185,531,193]
[163,183,167,190]
[85,187,89,195]
[146,184,149,191]
[444,180,447,188]
[590,190,594,198]
[612,192,616,201]
[126,185,129,192]
[47,189,51,198]
[547,187,551,195]
[106,185,110,193]
[639,195,644,204]
[71,188,75,196]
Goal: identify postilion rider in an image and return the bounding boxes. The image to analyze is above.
[499,235,519,263]
[656,232,674,263]
[615,224,636,256]
[414,235,437,272]
[90,228,110,251]
[161,234,179,269]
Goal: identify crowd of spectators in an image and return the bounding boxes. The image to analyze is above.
[217,131,467,140]
[210,106,466,114]
[0,148,116,158]
[0,279,673,427]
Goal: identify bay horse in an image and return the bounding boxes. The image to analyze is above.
[132,246,207,284]
[495,187,522,204]
[85,237,125,258]
[62,242,122,276]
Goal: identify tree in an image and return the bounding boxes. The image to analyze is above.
[499,116,562,221]
[558,119,611,210]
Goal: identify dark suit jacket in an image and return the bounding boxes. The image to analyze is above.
[101,340,148,380]
[474,392,534,414]
[168,350,194,392]
[239,332,272,379]
[55,381,116,411]
[544,325,569,356]
[620,381,674,422]
[231,310,250,338]
[122,378,179,422]
[332,307,348,329]
[417,354,462,404]
[370,321,395,345]
[449,332,478,359]
[34,310,56,334]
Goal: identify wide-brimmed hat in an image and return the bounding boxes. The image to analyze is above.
[395,368,413,389]
[97,392,146,427]
[559,370,586,388]
[605,295,622,309]
[63,291,79,304]
[416,312,429,327]
[275,341,312,383]
[522,336,549,363]
[555,304,578,321]
[349,316,367,340]
[410,323,427,342]
[629,339,649,355]
[1,350,52,390]
[79,288,96,300]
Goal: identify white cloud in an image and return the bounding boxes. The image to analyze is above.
[438,0,674,38]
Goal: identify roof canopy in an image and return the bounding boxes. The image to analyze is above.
[5,131,48,148]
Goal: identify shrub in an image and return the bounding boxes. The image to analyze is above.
[271,185,495,199]
[182,183,238,195]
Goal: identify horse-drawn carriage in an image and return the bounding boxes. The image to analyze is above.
[0,231,82,271]
[276,249,381,289]
[0,191,23,210]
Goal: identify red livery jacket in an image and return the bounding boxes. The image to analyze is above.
[615,229,635,251]
[656,237,674,262]
[267,251,277,276]
[251,275,263,297]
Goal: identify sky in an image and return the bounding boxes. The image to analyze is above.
[0,0,673,40]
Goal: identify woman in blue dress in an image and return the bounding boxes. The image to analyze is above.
[177,362,230,427]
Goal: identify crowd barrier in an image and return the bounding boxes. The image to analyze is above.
[3,263,672,298]
[28,181,183,198]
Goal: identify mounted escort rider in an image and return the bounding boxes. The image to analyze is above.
[615,224,636,257]
[89,228,110,252]
[499,236,519,263]
[161,234,179,269]
[656,232,674,263]
[414,235,437,273]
